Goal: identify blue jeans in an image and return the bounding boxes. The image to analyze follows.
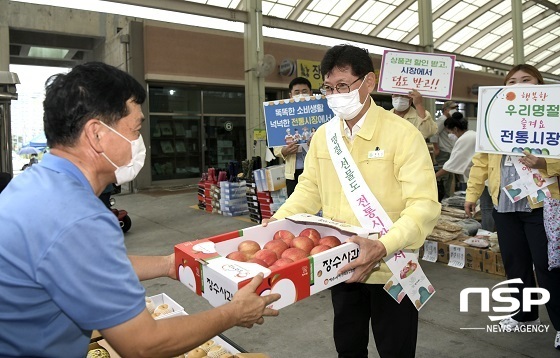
[479,186,495,231]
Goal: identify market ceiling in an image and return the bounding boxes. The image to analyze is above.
[107,0,560,80]
[9,0,560,80]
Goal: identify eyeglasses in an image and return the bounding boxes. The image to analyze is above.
[320,76,364,95]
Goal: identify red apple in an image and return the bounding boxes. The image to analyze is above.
[238,240,261,258]
[319,236,342,248]
[310,244,331,255]
[269,258,294,271]
[290,236,314,254]
[299,228,321,246]
[273,230,295,246]
[226,251,247,262]
[253,249,278,267]
[264,240,289,257]
[247,258,269,267]
[274,258,294,267]
[281,247,308,262]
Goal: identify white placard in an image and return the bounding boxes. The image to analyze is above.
[476,84,560,158]
[377,50,456,99]
[422,241,438,262]
[448,244,465,269]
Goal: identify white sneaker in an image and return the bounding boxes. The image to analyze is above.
[555,331,560,350]
[499,317,541,330]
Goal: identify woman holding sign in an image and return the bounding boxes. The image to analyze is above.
[465,64,560,350]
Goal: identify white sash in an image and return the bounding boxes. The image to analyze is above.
[325,117,392,234]
[325,116,435,310]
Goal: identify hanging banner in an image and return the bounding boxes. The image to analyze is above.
[476,84,560,158]
[377,50,455,99]
[263,95,334,148]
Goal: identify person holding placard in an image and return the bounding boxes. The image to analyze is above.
[274,77,313,197]
[465,64,560,350]
[391,90,437,140]
[267,45,440,358]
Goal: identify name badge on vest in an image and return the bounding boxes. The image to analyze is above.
[368,150,384,159]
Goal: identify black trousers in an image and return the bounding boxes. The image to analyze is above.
[331,283,418,358]
[493,209,560,329]
[286,168,304,197]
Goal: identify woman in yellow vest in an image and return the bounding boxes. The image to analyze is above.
[465,64,560,350]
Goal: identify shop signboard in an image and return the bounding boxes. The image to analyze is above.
[296,59,322,90]
[263,95,334,148]
[377,50,455,99]
[476,84,560,158]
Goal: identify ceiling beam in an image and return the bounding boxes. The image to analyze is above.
[332,0,367,29]
[495,20,560,62]
[401,0,460,43]
[109,0,248,22]
[454,2,534,54]
[531,0,559,11]
[100,1,560,80]
[262,15,419,52]
[9,56,79,68]
[9,29,98,51]
[533,38,560,67]
[288,0,312,21]
[434,0,502,47]
[476,6,555,59]
[369,0,416,37]
[525,35,560,61]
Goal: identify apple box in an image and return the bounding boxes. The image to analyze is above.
[147,293,184,320]
[175,213,378,309]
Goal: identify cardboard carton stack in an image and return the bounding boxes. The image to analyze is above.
[248,165,287,223]
[423,217,505,276]
[211,183,221,213]
[197,173,207,210]
[246,181,261,223]
[220,180,249,217]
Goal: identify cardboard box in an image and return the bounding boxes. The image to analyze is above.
[265,165,286,191]
[435,240,452,263]
[482,249,496,275]
[148,293,185,320]
[495,252,506,276]
[175,214,377,310]
[89,311,246,358]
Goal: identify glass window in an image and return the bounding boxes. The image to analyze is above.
[202,89,245,114]
[204,116,246,169]
[149,86,201,114]
[150,114,202,180]
[149,84,247,182]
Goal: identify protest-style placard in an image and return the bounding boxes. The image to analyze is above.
[476,84,560,158]
[377,50,455,99]
[263,95,334,148]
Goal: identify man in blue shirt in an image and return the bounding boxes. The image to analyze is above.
[0,62,280,357]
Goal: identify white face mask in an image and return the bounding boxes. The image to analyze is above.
[448,109,457,115]
[100,122,146,185]
[448,133,458,141]
[392,97,410,112]
[325,79,367,120]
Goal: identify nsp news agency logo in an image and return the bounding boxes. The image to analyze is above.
[460,278,550,332]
